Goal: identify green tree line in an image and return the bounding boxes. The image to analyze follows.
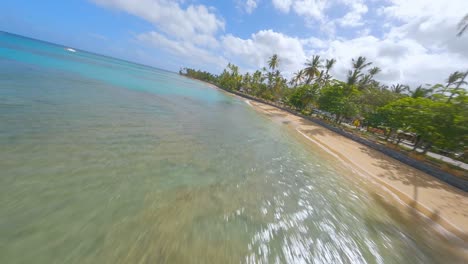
[180,55,467,160]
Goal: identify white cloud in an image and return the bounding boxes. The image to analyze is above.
[137,31,227,68]
[300,37,327,50]
[92,0,468,87]
[245,0,258,14]
[338,0,368,27]
[316,36,467,86]
[380,0,465,23]
[382,1,468,56]
[92,0,224,47]
[272,0,293,12]
[271,0,368,28]
[222,26,467,87]
[231,0,467,86]
[272,0,328,20]
[356,27,371,37]
[92,0,227,71]
[375,0,468,85]
[292,0,328,21]
[222,30,308,76]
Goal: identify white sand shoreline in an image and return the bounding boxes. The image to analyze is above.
[191,77,468,246]
[246,99,468,245]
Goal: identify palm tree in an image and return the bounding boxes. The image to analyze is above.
[447,71,468,102]
[251,70,264,95]
[457,14,468,37]
[242,72,252,92]
[430,71,464,95]
[368,66,381,77]
[432,71,468,101]
[390,83,409,94]
[411,85,432,98]
[253,70,264,84]
[301,85,320,108]
[447,71,464,86]
[379,84,389,92]
[304,55,322,84]
[268,54,279,71]
[358,75,371,90]
[273,73,285,94]
[290,69,305,87]
[347,56,372,86]
[322,58,336,85]
[358,66,381,90]
[325,58,336,73]
[266,71,274,87]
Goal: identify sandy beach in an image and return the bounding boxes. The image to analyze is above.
[243,99,468,245]
[196,79,468,246]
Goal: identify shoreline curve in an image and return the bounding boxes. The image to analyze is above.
[247,98,468,245]
[192,77,468,246]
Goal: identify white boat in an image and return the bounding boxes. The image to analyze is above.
[65,48,76,53]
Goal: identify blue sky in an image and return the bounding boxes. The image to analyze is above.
[1,0,467,86]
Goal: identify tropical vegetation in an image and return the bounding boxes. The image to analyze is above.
[180,54,467,162]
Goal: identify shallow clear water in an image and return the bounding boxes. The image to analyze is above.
[0,32,465,263]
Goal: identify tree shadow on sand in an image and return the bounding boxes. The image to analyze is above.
[295,119,328,137]
[357,146,452,199]
[364,192,468,263]
[358,145,468,243]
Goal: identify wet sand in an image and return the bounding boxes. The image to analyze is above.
[244,99,468,244]
[194,79,468,245]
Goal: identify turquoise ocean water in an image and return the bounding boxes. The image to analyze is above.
[0,32,465,263]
